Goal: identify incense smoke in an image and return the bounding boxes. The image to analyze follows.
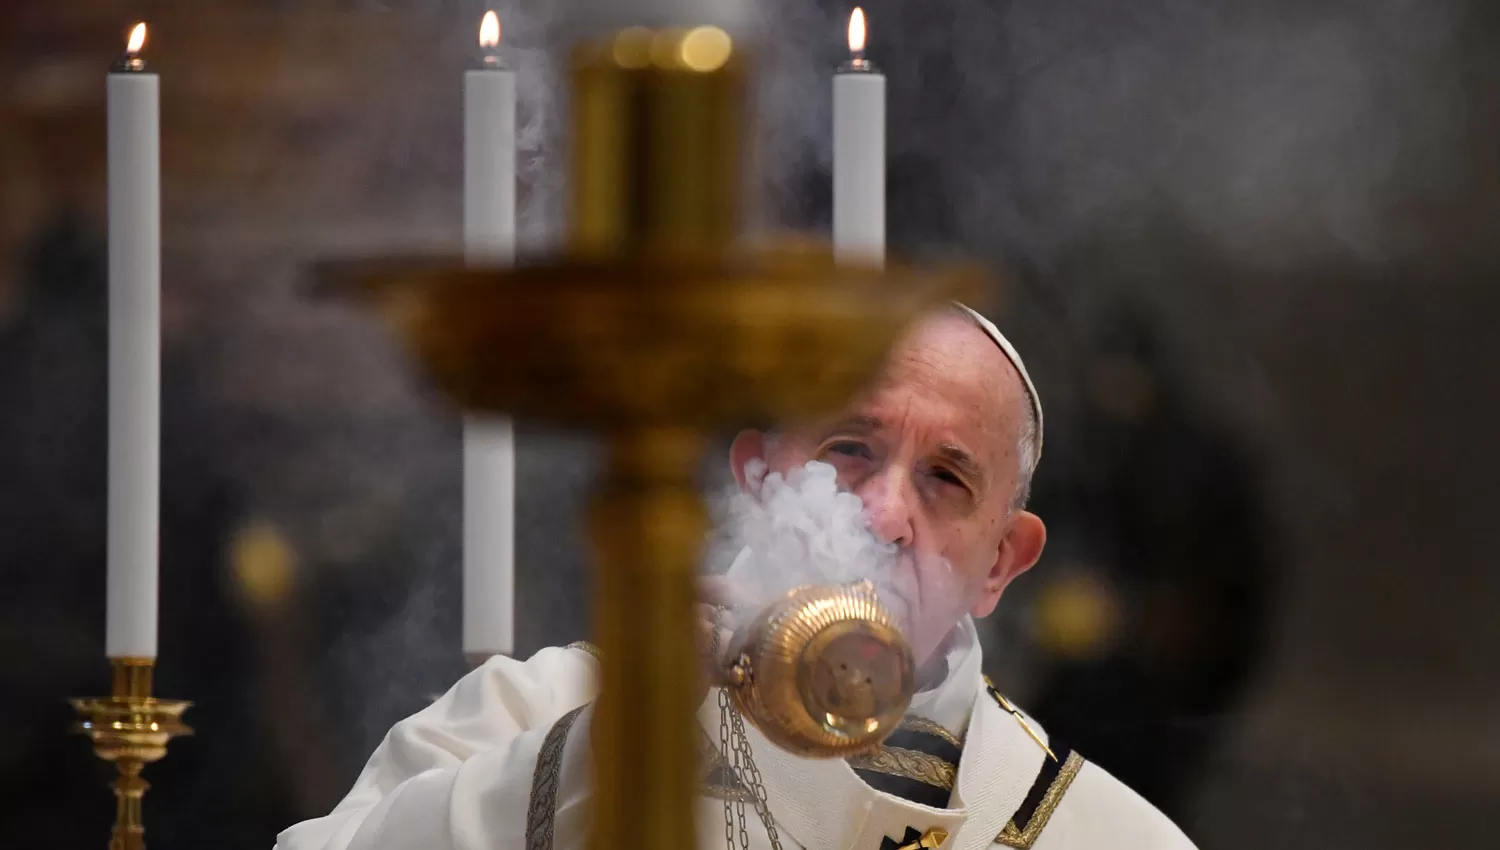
[747,0,1468,271]
[709,459,900,604]
[706,457,971,667]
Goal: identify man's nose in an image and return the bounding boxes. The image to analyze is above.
[857,467,915,546]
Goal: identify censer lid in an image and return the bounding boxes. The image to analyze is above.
[728,580,914,758]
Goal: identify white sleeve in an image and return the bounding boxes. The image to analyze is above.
[275,645,599,850]
[1034,760,1197,850]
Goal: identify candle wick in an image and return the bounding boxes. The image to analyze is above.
[839,54,874,74]
[112,54,147,73]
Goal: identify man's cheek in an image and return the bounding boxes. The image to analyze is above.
[921,552,981,614]
[824,455,869,489]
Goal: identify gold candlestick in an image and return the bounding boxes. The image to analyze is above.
[321,23,989,850]
[71,658,192,850]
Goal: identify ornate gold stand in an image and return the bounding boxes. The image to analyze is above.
[71,658,192,850]
[325,23,985,850]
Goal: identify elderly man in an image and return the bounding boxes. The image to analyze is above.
[276,306,1196,850]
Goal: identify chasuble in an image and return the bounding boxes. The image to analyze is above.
[275,619,1194,850]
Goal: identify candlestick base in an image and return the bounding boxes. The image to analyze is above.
[71,659,192,850]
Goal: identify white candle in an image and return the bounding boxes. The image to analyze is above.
[833,7,885,262]
[462,10,518,658]
[106,22,160,660]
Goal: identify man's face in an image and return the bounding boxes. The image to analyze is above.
[730,313,1047,666]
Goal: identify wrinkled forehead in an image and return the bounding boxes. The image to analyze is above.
[886,312,1010,385]
[870,314,1021,441]
[779,314,1022,473]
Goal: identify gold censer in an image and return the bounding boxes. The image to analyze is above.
[721,580,916,758]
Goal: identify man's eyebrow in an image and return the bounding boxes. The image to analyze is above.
[824,414,884,434]
[936,443,987,488]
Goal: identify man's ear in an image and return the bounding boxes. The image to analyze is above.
[729,429,768,488]
[970,510,1047,619]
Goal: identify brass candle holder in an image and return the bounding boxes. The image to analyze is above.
[322,22,987,850]
[71,658,192,850]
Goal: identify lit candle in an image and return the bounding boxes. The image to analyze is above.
[106,22,160,660]
[462,10,517,659]
[833,7,885,262]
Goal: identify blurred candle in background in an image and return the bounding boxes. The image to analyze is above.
[833,7,885,262]
[462,10,518,659]
[106,22,162,660]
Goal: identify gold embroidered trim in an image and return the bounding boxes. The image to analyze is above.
[984,676,1057,763]
[895,827,951,850]
[899,716,964,750]
[701,775,756,802]
[994,751,1085,849]
[564,641,602,663]
[698,726,753,801]
[848,745,957,790]
[525,705,587,850]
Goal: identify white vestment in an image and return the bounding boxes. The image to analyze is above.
[276,619,1194,850]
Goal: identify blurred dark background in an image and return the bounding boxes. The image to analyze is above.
[3,0,1498,848]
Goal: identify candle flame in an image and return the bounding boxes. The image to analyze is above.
[479,11,500,49]
[848,8,866,54]
[126,22,147,55]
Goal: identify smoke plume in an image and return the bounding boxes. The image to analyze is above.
[708,459,899,608]
[705,457,972,667]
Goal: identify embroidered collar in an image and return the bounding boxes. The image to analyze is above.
[695,617,1048,850]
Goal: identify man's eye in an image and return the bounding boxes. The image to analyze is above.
[931,468,966,488]
[825,440,872,460]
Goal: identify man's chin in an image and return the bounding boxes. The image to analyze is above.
[903,608,971,673]
[866,585,949,666]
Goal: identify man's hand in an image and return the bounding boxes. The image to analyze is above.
[694,576,742,704]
